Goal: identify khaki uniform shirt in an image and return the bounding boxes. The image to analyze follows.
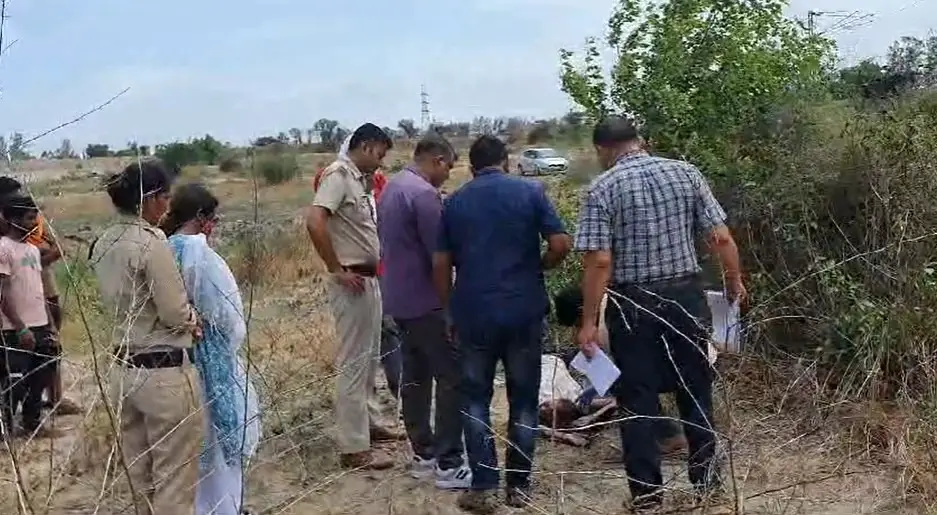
[312,158,380,267]
[91,219,197,353]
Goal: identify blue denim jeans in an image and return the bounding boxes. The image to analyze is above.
[459,319,542,491]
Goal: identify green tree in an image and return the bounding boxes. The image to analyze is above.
[333,127,350,150]
[831,59,885,100]
[884,35,937,84]
[561,111,586,130]
[85,143,112,158]
[314,119,345,151]
[397,119,419,138]
[253,136,281,147]
[154,134,225,171]
[887,36,926,75]
[114,140,140,157]
[560,0,834,175]
[527,119,556,144]
[156,142,201,171]
[288,128,303,145]
[192,134,224,165]
[9,132,31,160]
[470,116,495,135]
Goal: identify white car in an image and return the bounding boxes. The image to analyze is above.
[516,148,569,176]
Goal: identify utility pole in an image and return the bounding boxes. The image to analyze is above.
[420,85,431,133]
[807,10,819,34]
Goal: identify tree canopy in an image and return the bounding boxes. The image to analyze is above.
[560,0,834,171]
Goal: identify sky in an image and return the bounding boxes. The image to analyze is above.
[0,0,932,151]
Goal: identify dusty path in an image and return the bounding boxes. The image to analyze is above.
[236,388,904,515]
[1,358,908,515]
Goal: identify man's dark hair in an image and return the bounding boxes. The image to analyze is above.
[553,286,584,327]
[0,177,23,198]
[160,183,219,236]
[592,116,640,147]
[414,135,457,161]
[1,194,38,222]
[348,123,393,151]
[106,158,175,215]
[468,135,508,171]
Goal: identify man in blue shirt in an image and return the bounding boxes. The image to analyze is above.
[433,135,571,513]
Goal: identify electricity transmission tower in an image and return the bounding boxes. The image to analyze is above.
[420,85,431,132]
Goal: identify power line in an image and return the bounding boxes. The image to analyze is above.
[807,10,874,36]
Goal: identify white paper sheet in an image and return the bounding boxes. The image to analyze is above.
[569,345,621,397]
[705,290,740,354]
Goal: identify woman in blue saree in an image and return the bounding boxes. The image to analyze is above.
[161,183,262,515]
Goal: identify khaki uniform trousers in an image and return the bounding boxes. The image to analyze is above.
[110,356,204,515]
[328,277,384,454]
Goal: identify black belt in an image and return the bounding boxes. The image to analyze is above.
[613,273,701,291]
[344,264,378,278]
[116,348,194,369]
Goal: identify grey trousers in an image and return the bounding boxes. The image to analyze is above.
[395,310,465,470]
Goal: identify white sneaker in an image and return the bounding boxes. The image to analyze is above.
[409,456,437,479]
[434,463,472,490]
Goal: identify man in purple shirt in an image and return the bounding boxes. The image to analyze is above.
[377,135,471,489]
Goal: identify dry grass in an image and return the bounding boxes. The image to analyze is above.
[0,148,924,515]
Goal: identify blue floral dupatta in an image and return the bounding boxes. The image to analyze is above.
[168,234,261,467]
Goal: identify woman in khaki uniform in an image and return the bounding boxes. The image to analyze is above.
[91,159,205,515]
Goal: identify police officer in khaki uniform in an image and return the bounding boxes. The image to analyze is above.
[91,159,204,515]
[307,123,401,470]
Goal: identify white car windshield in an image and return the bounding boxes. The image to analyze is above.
[534,149,559,158]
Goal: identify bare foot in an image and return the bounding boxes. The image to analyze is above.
[339,450,395,470]
[52,398,83,416]
[26,425,66,439]
[370,425,405,442]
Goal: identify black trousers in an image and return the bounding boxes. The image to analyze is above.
[606,276,718,504]
[0,325,58,433]
[395,310,465,470]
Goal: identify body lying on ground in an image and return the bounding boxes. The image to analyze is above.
[547,287,688,455]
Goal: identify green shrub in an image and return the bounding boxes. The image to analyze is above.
[155,135,226,170]
[255,152,300,184]
[732,93,937,394]
[219,154,243,173]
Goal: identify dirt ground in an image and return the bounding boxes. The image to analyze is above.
[5,319,908,514]
[0,154,914,514]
